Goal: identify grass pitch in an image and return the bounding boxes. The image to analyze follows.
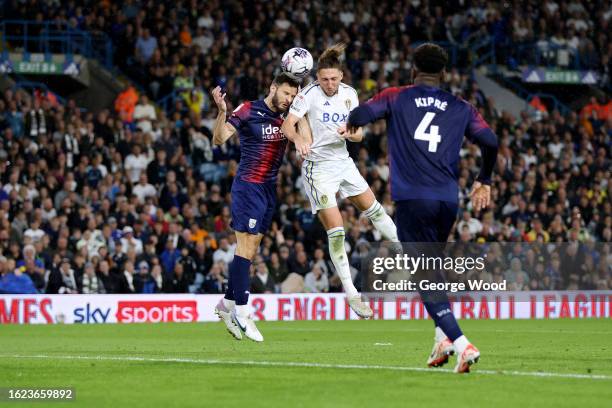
[1,319,611,408]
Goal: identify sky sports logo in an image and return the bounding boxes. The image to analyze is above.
[115,301,198,323]
[72,301,199,323]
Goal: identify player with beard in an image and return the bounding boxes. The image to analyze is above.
[211,73,304,342]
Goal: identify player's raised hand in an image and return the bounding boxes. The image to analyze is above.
[470,181,491,212]
[211,86,227,113]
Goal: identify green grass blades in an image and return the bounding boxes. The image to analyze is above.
[1,319,611,408]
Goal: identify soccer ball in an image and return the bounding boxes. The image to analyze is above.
[281,47,313,80]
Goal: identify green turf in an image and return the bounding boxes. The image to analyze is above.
[1,319,611,408]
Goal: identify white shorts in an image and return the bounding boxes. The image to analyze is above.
[301,159,370,214]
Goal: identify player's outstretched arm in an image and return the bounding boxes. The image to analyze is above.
[466,106,498,212]
[296,116,313,144]
[465,106,498,211]
[281,112,311,156]
[210,86,236,145]
[346,88,397,133]
[347,106,376,133]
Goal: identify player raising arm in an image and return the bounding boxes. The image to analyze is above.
[347,43,498,373]
[211,73,302,342]
[282,43,400,319]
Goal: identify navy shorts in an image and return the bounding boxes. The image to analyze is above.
[230,178,276,235]
[395,199,458,243]
[396,200,459,297]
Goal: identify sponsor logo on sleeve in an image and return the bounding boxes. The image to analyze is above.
[291,94,305,112]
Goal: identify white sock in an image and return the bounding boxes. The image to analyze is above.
[235,304,249,318]
[327,227,359,298]
[453,335,470,354]
[223,298,235,310]
[364,201,399,242]
[434,326,447,342]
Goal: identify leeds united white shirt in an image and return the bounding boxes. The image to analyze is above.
[289,81,359,161]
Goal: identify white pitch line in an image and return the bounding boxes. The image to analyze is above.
[265,327,612,335]
[374,343,393,346]
[487,329,612,335]
[2,354,611,381]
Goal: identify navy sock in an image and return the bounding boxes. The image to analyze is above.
[224,277,234,301]
[229,255,252,306]
[420,291,463,341]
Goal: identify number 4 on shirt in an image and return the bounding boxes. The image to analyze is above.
[415,112,441,152]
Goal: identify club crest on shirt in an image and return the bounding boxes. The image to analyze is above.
[345,99,351,110]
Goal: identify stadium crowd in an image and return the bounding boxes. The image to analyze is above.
[0,0,610,295]
[3,0,611,100]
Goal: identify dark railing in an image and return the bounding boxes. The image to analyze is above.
[525,93,571,115]
[13,79,88,112]
[511,42,598,71]
[494,74,571,115]
[13,80,65,104]
[0,20,113,69]
[470,36,497,67]
[157,90,181,114]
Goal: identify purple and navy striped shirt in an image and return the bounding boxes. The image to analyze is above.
[228,100,288,184]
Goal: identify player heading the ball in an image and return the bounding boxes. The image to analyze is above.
[281,43,400,319]
[210,73,310,342]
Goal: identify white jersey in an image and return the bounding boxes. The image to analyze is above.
[289,81,359,161]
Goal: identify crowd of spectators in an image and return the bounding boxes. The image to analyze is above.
[0,0,610,295]
[3,1,611,101]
